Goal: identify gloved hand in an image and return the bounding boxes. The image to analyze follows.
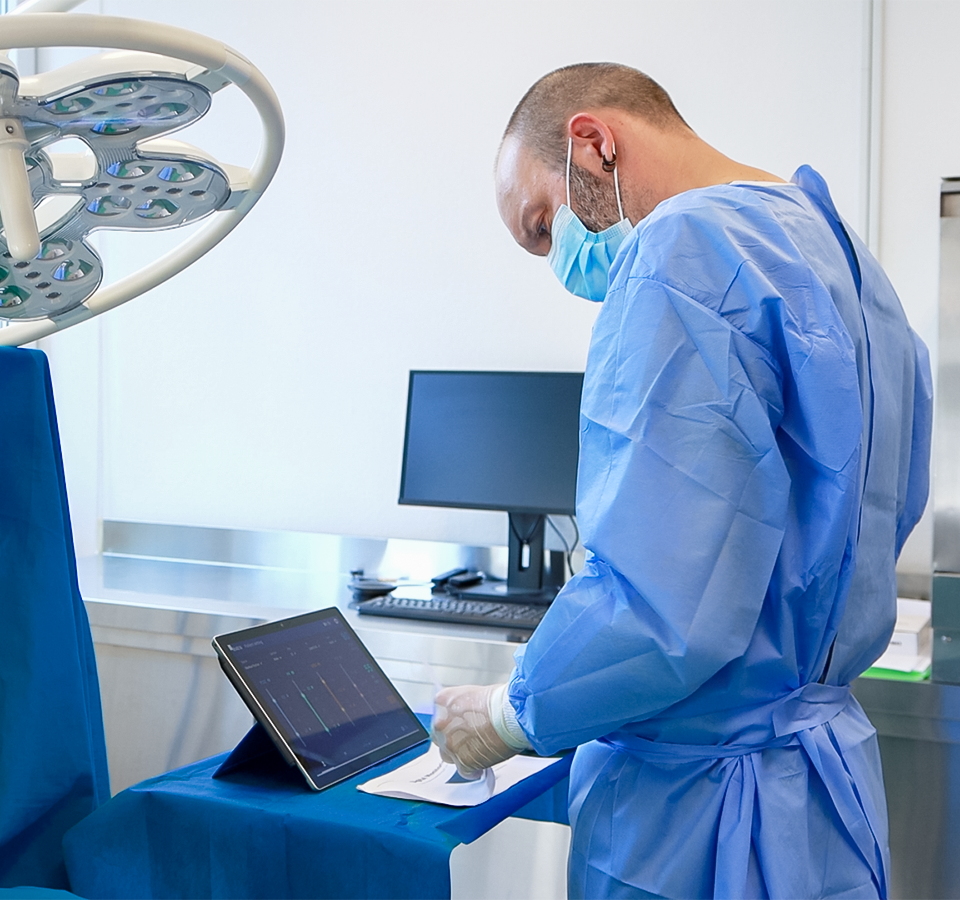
[432,683,520,778]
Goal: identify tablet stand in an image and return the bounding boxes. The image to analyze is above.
[213,722,298,781]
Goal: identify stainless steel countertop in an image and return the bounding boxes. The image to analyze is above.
[77,553,534,664]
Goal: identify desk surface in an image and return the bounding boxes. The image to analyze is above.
[77,552,534,648]
[63,736,570,900]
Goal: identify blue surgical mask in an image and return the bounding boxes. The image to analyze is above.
[547,138,632,302]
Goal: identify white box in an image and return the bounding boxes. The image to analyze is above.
[884,598,932,658]
[872,598,932,673]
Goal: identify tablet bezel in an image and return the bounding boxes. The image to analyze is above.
[212,607,429,792]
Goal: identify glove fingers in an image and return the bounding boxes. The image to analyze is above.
[431,683,518,774]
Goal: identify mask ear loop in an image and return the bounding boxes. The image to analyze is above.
[609,140,625,222]
[568,135,626,222]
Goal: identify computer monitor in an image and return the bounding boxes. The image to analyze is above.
[399,370,583,603]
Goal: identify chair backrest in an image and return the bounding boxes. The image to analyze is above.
[0,347,109,891]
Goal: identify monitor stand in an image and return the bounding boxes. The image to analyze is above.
[451,513,560,606]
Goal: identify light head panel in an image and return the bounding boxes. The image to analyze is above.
[0,11,284,344]
[1,72,230,320]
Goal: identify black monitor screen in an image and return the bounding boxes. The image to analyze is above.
[399,371,582,516]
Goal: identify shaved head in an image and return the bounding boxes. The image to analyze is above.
[496,63,785,259]
[501,63,688,173]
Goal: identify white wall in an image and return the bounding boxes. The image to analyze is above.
[37,0,904,562]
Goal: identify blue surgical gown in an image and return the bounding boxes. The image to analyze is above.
[508,167,932,899]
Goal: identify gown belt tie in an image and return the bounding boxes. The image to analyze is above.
[600,683,887,898]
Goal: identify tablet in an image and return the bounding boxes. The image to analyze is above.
[212,607,429,791]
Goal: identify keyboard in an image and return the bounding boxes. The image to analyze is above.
[354,593,547,631]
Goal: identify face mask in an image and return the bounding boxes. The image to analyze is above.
[547,138,632,302]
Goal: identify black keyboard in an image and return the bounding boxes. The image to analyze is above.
[355,593,547,630]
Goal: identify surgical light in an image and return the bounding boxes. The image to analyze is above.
[0,1,284,345]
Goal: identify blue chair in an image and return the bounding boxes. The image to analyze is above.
[0,348,109,892]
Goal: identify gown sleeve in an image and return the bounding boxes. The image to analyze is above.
[897,329,933,556]
[508,262,862,755]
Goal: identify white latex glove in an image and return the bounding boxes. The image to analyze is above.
[432,683,527,778]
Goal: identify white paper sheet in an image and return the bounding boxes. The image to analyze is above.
[871,650,931,673]
[357,743,557,807]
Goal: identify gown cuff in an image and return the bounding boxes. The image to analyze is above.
[489,682,532,751]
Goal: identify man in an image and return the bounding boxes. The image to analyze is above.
[432,63,931,899]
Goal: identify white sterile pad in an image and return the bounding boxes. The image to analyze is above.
[357,743,556,807]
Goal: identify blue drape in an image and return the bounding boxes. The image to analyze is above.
[0,347,109,890]
[62,741,570,899]
[0,889,82,899]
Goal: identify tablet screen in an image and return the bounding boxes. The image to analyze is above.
[213,608,428,791]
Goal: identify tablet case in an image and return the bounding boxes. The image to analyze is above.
[213,722,293,780]
[212,608,429,791]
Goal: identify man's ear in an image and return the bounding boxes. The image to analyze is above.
[566,113,616,176]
